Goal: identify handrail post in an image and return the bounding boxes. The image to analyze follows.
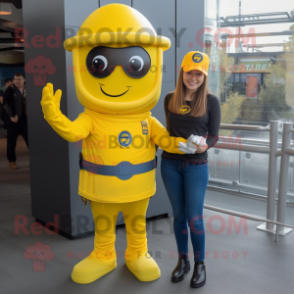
[266,121,279,231]
[276,123,292,237]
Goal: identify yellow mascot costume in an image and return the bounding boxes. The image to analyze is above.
[40,3,197,284]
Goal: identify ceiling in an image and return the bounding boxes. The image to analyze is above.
[0,1,23,64]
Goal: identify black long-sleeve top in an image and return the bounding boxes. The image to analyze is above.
[3,85,25,120]
[161,92,221,163]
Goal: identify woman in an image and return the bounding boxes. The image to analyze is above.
[161,51,221,288]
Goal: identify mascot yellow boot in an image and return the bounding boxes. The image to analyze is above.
[40,3,196,284]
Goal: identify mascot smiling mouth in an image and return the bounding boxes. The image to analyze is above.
[99,84,131,97]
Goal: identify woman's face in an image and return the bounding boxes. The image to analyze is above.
[182,70,205,91]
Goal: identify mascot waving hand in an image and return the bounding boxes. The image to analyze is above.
[41,4,200,284]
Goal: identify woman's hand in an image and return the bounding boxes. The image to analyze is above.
[186,134,207,153]
[195,143,208,153]
[187,134,206,146]
[11,115,18,123]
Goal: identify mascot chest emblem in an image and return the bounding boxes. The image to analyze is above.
[118,131,132,147]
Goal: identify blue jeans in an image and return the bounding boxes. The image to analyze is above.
[160,158,209,261]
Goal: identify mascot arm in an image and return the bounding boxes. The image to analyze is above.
[149,116,187,154]
[47,112,92,142]
[41,83,92,142]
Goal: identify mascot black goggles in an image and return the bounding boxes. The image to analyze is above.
[86,46,151,78]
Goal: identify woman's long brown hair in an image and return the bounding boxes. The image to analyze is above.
[168,67,211,117]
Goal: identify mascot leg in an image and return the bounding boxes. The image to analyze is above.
[123,198,161,281]
[71,201,118,284]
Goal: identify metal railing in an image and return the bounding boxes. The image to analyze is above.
[204,121,294,242]
[208,137,294,200]
[275,123,294,241]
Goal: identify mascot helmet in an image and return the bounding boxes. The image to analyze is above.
[63,4,171,115]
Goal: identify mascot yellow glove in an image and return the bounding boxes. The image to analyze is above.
[41,83,92,142]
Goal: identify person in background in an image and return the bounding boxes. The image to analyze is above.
[0,78,13,105]
[0,78,13,132]
[1,78,13,93]
[3,72,29,169]
[160,51,221,288]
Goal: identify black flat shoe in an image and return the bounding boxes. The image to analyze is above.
[171,257,190,282]
[190,260,206,288]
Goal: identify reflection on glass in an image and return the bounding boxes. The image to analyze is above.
[204,0,294,204]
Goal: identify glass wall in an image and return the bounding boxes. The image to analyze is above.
[204,0,220,96]
[204,0,294,224]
